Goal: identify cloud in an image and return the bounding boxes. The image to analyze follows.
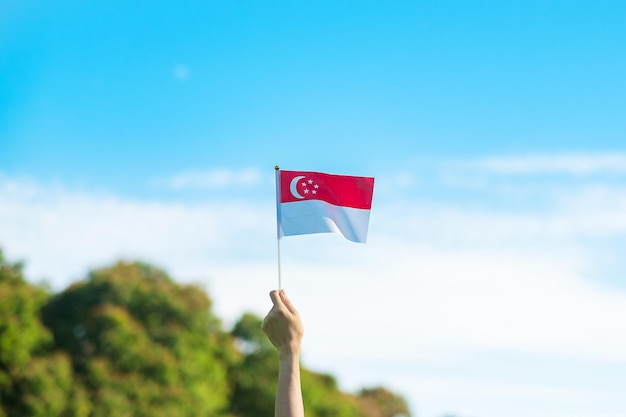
[390,374,613,417]
[473,152,626,175]
[0,175,274,288]
[2,160,626,417]
[275,244,626,363]
[158,168,263,190]
[4,171,625,360]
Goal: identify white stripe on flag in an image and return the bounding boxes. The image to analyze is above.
[279,199,371,243]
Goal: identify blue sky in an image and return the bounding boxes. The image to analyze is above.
[2,2,626,417]
[4,0,626,188]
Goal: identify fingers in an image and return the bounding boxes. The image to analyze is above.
[269,289,284,308]
[268,289,299,317]
[279,291,298,315]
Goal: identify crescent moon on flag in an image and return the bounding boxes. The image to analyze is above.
[289,175,306,199]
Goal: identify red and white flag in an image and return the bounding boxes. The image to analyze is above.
[276,169,375,243]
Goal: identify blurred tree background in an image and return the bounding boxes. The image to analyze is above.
[0,248,411,417]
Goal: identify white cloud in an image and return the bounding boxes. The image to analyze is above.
[272,244,626,363]
[159,168,263,190]
[473,152,626,175]
[0,176,274,288]
[2,164,626,417]
[391,375,616,417]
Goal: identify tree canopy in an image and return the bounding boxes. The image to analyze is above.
[0,249,411,417]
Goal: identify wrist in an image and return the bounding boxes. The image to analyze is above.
[278,345,301,361]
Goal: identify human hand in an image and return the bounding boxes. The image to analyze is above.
[262,290,304,356]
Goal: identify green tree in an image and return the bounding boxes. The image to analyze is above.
[356,387,411,417]
[229,313,277,417]
[300,369,362,417]
[0,250,89,417]
[42,261,234,417]
[1,247,412,417]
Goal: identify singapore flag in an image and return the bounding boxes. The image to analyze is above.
[276,169,375,243]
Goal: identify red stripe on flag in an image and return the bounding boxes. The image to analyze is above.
[279,170,374,210]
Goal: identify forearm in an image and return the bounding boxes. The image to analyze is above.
[275,351,304,417]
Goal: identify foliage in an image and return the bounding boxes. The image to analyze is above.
[42,261,234,417]
[0,250,89,417]
[0,249,411,416]
[356,386,411,417]
[301,369,363,417]
[229,313,280,417]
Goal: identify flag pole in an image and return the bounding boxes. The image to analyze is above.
[275,165,282,289]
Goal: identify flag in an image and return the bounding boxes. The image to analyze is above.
[276,169,375,243]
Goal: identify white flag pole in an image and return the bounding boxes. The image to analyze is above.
[277,239,282,290]
[275,165,282,289]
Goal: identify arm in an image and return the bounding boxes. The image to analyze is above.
[262,290,305,417]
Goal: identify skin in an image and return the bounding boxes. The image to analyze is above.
[262,290,305,417]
